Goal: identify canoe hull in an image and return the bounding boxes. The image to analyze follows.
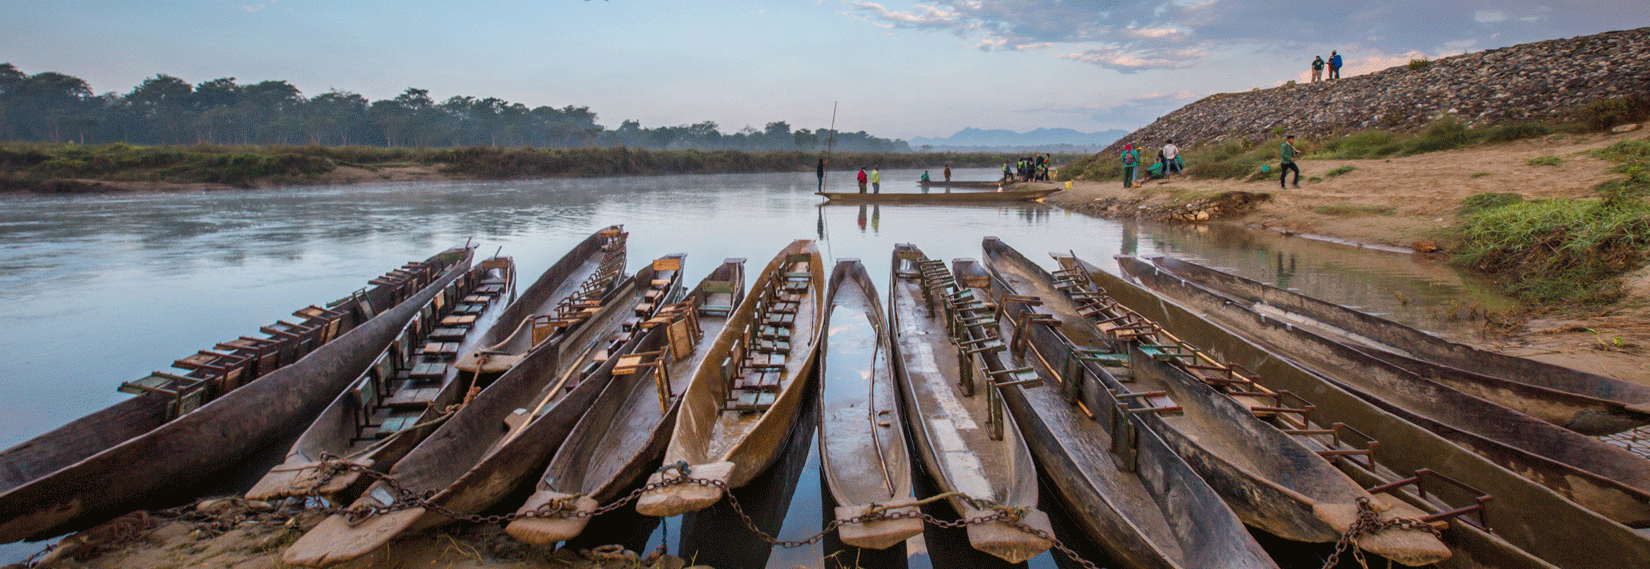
[816,189,1057,203]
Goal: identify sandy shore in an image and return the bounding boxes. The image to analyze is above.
[1038,128,1650,386]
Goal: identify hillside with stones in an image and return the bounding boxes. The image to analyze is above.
[1105,27,1650,154]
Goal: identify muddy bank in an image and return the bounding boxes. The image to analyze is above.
[8,497,702,569]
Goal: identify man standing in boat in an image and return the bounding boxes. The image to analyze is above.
[857,166,869,193]
[944,164,951,182]
[817,157,827,191]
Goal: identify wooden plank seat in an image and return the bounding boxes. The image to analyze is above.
[421,341,461,359]
[764,312,795,327]
[1115,389,1184,416]
[408,361,447,379]
[440,314,478,326]
[462,294,492,304]
[382,386,438,408]
[451,302,486,315]
[757,325,790,340]
[650,279,673,288]
[728,389,777,412]
[428,327,469,340]
[476,284,505,295]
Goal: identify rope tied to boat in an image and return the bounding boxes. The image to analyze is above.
[859,491,966,518]
[531,494,585,516]
[1321,497,1444,569]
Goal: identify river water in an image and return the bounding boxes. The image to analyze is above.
[0,169,1515,566]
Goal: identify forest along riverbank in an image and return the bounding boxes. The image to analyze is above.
[0,143,1063,193]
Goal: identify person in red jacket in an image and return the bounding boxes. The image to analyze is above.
[857,167,868,193]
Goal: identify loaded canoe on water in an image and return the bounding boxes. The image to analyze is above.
[0,245,476,543]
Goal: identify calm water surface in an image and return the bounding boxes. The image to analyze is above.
[0,169,1513,566]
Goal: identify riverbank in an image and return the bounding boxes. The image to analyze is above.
[0,143,1054,193]
[1040,126,1650,386]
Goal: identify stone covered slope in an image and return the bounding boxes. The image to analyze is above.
[1105,27,1650,154]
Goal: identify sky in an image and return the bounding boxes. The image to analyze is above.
[2,0,1646,140]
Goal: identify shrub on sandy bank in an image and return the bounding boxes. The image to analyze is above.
[1572,95,1650,132]
[1456,198,1650,303]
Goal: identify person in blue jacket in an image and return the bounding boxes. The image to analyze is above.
[1328,51,1343,79]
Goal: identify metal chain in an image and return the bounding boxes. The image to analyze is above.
[299,456,1101,567]
[1321,497,1444,569]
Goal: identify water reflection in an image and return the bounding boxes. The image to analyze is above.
[0,168,1514,566]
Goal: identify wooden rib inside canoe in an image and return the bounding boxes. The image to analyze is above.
[636,240,825,517]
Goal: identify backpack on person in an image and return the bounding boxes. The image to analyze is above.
[1122,151,1136,166]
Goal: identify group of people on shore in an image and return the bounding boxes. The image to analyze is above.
[1118,140,1182,188]
[1118,136,1303,189]
[1003,155,1050,182]
[1310,51,1344,82]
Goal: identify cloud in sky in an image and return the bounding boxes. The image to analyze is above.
[845,1,1646,72]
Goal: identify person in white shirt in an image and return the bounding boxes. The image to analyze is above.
[1161,140,1181,177]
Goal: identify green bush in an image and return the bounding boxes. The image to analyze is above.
[1526,155,1563,167]
[1481,123,1553,143]
[1404,117,1471,155]
[1572,95,1650,132]
[1407,58,1431,71]
[1471,172,1490,178]
[1458,192,1524,216]
[1324,166,1357,178]
[1455,198,1650,303]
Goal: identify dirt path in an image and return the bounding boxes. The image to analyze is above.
[1041,127,1650,387]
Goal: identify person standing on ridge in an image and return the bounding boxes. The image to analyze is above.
[1121,144,1139,188]
[1311,55,1325,82]
[1279,135,1301,189]
[857,166,868,193]
[817,157,827,191]
[871,165,881,193]
[1328,51,1342,79]
[943,164,951,182]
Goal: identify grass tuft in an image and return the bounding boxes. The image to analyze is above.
[1526,155,1563,167]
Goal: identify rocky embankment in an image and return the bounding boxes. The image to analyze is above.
[1105,27,1650,153]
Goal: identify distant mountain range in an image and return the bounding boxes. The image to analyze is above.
[909,127,1130,150]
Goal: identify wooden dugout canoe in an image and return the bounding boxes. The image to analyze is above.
[815,188,1057,204]
[0,246,474,544]
[1118,254,1650,528]
[455,225,628,375]
[506,258,745,545]
[246,256,516,502]
[947,255,1278,569]
[635,240,825,517]
[982,239,1448,566]
[1144,254,1650,435]
[917,180,1005,189]
[815,258,922,551]
[887,245,1050,563]
[1090,254,1650,568]
[282,252,682,567]
[1050,257,1552,569]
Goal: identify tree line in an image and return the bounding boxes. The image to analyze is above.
[0,63,910,153]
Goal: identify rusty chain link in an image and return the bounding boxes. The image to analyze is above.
[298,456,1100,568]
[1320,497,1444,569]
